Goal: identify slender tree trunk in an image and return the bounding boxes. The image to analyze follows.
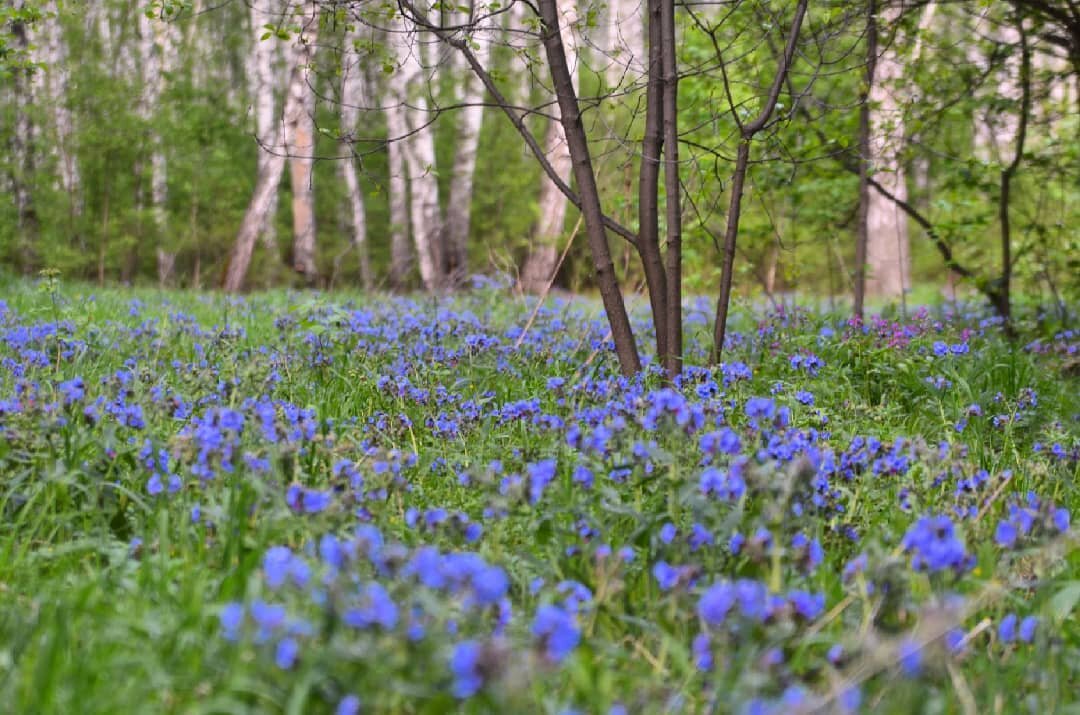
[520,0,580,294]
[998,20,1031,327]
[444,15,493,289]
[286,0,320,285]
[537,0,641,376]
[36,0,81,234]
[386,112,412,291]
[638,0,669,365]
[137,8,179,286]
[340,21,373,290]
[660,0,682,377]
[853,0,877,319]
[224,1,317,292]
[246,0,284,252]
[9,1,39,270]
[387,15,444,292]
[711,0,807,363]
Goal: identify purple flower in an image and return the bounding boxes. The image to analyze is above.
[659,522,677,544]
[1053,508,1070,533]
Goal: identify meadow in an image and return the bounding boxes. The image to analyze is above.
[0,278,1076,714]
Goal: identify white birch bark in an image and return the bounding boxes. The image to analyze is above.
[605,0,644,87]
[285,0,320,283]
[34,0,80,220]
[9,0,37,259]
[443,14,495,288]
[866,3,911,299]
[224,0,318,292]
[388,15,444,292]
[519,0,580,293]
[387,105,412,290]
[137,8,181,285]
[339,21,373,289]
[245,0,285,250]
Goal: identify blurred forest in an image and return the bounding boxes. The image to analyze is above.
[0,0,1076,312]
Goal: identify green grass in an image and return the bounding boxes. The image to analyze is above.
[0,279,1077,714]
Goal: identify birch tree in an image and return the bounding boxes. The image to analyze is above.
[224,0,319,292]
[519,0,579,294]
[34,0,80,233]
[388,14,444,292]
[864,1,911,300]
[339,19,372,289]
[286,0,319,283]
[8,0,37,268]
[137,6,180,285]
[245,0,285,254]
[443,13,494,289]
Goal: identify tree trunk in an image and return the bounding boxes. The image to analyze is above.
[245,0,284,253]
[712,0,807,363]
[442,15,493,289]
[520,0,580,295]
[638,0,669,364]
[853,0,877,319]
[537,0,642,376]
[36,0,81,233]
[605,0,645,87]
[400,23,444,293]
[386,95,412,290]
[224,1,317,292]
[661,0,682,377]
[137,7,179,286]
[865,3,910,300]
[340,20,373,290]
[286,0,320,285]
[9,3,38,270]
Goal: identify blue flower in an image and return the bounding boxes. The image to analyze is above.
[898,638,922,676]
[653,561,679,591]
[698,582,736,626]
[1053,508,1070,533]
[1019,615,1038,643]
[659,522,677,544]
[901,515,973,574]
[995,520,1018,548]
[275,637,299,669]
[336,695,361,715]
[692,633,713,671]
[532,605,580,662]
[220,603,244,641]
[998,613,1017,643]
[450,640,484,698]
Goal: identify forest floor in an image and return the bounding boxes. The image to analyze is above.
[0,280,1077,713]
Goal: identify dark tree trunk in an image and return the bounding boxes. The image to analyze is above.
[660,0,682,377]
[711,0,807,363]
[537,0,642,376]
[638,0,668,365]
